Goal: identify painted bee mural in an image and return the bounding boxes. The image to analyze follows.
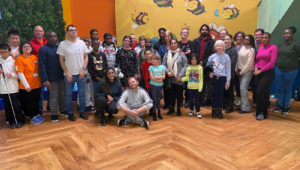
[131,11,149,29]
[221,4,240,20]
[153,0,173,8]
[185,0,205,15]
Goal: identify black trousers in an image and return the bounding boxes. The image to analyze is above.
[151,85,162,113]
[212,76,226,108]
[2,93,25,124]
[95,96,118,116]
[224,78,235,109]
[255,69,275,116]
[250,76,256,104]
[169,83,183,110]
[19,88,41,118]
[163,88,170,108]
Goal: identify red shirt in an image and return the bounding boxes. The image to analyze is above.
[142,61,153,90]
[199,35,212,61]
[30,36,47,57]
[131,42,138,50]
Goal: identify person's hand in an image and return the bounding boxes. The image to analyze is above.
[131,109,139,117]
[253,69,262,76]
[225,82,230,90]
[176,77,182,82]
[44,81,51,90]
[0,68,3,74]
[79,69,85,80]
[66,72,73,83]
[5,73,12,78]
[107,95,114,104]
[95,77,101,81]
[25,87,32,92]
[167,72,173,77]
[209,72,214,78]
[235,72,240,77]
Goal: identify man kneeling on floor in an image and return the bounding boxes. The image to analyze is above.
[117,77,153,129]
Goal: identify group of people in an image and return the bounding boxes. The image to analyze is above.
[0,23,299,130]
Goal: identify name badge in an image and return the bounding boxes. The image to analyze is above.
[33,73,38,77]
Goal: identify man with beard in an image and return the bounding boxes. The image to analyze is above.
[193,24,215,106]
[153,28,166,51]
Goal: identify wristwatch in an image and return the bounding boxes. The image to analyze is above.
[82,66,87,71]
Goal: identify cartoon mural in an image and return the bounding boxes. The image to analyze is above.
[153,0,174,8]
[115,0,259,45]
[131,11,149,29]
[185,0,205,15]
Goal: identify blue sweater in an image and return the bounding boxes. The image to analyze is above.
[38,43,64,82]
[206,52,231,82]
[93,79,122,101]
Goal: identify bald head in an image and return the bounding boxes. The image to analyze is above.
[33,25,45,40]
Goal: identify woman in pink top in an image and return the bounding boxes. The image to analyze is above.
[253,33,278,120]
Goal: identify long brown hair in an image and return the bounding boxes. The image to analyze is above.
[102,67,117,94]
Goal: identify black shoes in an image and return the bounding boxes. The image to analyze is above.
[158,111,163,119]
[218,109,223,119]
[141,120,149,129]
[176,109,181,116]
[238,108,250,114]
[68,114,76,121]
[85,105,95,112]
[212,108,223,119]
[225,107,233,113]
[163,105,169,110]
[167,109,175,115]
[80,112,88,120]
[117,118,126,126]
[184,101,189,108]
[212,109,217,118]
[152,113,157,121]
[100,117,106,126]
[51,115,59,122]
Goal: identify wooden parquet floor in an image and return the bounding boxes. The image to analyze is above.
[0,98,300,170]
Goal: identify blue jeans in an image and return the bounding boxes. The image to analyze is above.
[275,68,298,109]
[64,75,86,114]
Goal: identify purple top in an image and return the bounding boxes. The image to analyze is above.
[255,44,278,72]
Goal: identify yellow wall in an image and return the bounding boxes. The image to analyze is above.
[115,0,259,43]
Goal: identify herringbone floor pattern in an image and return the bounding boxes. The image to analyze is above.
[0,98,299,170]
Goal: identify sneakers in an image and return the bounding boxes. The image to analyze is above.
[68,114,76,121]
[79,112,88,120]
[141,120,149,129]
[31,115,43,124]
[188,110,194,116]
[51,115,59,122]
[60,112,69,117]
[234,97,241,106]
[37,114,46,122]
[184,101,189,108]
[273,105,282,113]
[100,117,106,126]
[238,108,250,114]
[85,105,95,112]
[196,112,202,119]
[281,108,289,115]
[117,118,127,126]
[256,114,264,120]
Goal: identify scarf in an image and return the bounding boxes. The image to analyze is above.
[167,48,180,77]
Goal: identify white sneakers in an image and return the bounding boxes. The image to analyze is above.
[189,110,202,119]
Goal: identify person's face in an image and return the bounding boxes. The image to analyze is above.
[105,36,112,44]
[145,51,153,61]
[191,57,197,65]
[8,34,20,47]
[22,43,32,55]
[34,26,44,39]
[164,33,171,43]
[220,30,227,40]
[224,36,232,47]
[123,38,131,47]
[91,41,100,51]
[140,39,145,47]
[130,35,136,44]
[200,26,209,37]
[145,39,152,48]
[244,36,251,46]
[107,69,115,81]
[262,34,270,45]
[254,31,263,43]
[0,49,10,59]
[91,31,99,40]
[128,78,138,89]
[181,29,189,39]
[283,29,293,42]
[159,30,165,39]
[236,33,243,44]
[67,26,77,38]
[48,32,58,45]
[170,40,178,50]
[215,43,224,53]
[152,58,160,65]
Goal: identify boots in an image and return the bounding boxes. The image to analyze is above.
[100,114,106,126]
[167,106,175,115]
[218,108,223,119]
[212,108,217,118]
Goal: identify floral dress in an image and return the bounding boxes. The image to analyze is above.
[115,48,138,87]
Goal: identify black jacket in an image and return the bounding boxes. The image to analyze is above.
[192,37,215,66]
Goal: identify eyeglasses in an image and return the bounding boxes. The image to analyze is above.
[22,46,32,48]
[68,29,77,32]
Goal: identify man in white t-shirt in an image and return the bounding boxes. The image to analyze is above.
[57,24,89,121]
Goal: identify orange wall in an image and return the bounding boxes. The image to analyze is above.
[67,0,116,42]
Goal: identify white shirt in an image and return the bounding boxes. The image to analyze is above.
[0,56,19,94]
[57,39,88,75]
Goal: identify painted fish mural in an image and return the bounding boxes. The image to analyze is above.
[185,0,205,15]
[153,0,174,8]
